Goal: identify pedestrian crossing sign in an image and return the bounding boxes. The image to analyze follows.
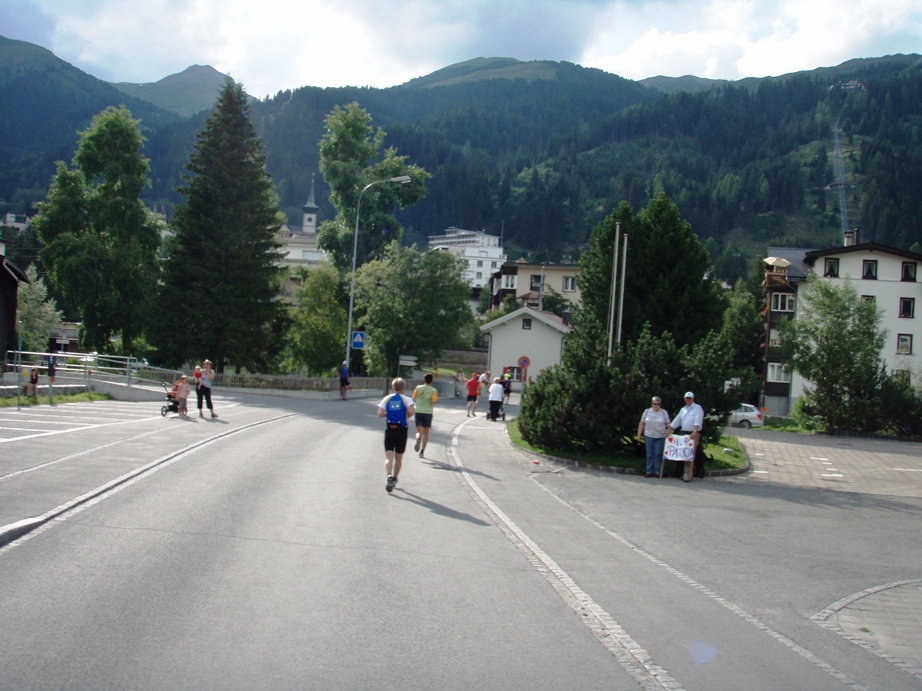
[351,331,366,349]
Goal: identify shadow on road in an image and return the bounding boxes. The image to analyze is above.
[391,488,492,526]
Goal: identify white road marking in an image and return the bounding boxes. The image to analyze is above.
[450,420,683,691]
[527,465,869,691]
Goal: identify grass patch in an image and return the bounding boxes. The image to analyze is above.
[507,417,748,472]
[764,416,811,433]
[0,391,111,408]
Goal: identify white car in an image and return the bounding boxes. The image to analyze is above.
[729,403,763,428]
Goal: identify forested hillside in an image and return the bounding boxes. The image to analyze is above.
[2,35,920,279]
[0,35,179,211]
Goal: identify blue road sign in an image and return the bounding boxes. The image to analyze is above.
[351,331,366,350]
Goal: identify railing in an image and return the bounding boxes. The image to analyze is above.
[5,350,431,399]
[4,350,182,389]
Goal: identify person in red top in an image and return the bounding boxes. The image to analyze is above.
[466,372,481,417]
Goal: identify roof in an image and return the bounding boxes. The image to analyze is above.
[803,242,922,265]
[1,256,30,284]
[766,247,818,282]
[480,306,572,335]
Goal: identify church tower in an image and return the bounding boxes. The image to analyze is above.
[302,175,319,234]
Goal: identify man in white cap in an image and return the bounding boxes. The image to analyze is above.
[668,391,705,482]
[338,361,351,400]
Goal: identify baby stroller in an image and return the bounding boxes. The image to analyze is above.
[161,381,180,417]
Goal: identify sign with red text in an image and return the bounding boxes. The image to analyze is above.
[664,435,695,462]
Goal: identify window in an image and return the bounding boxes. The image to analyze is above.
[771,293,795,312]
[476,272,482,279]
[900,297,915,319]
[522,318,532,330]
[492,261,497,268]
[563,276,577,292]
[824,258,839,277]
[767,363,791,383]
[505,367,523,382]
[902,262,917,282]
[863,260,878,279]
[476,260,483,268]
[861,295,876,303]
[502,274,516,289]
[897,334,913,355]
[530,274,543,291]
[769,329,781,347]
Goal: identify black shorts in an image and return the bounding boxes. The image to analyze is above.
[384,424,408,453]
[340,378,350,388]
[467,394,477,402]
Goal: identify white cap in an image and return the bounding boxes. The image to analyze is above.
[684,391,695,399]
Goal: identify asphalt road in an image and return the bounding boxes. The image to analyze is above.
[1,392,920,689]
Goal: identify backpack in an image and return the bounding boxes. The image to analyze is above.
[385,394,408,426]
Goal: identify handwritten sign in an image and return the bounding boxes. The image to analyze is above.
[664,435,695,462]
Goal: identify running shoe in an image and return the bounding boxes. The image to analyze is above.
[414,436,421,452]
[386,475,395,492]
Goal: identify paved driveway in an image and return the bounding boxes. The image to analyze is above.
[725,428,922,498]
[725,429,922,679]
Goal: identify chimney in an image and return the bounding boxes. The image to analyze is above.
[844,227,859,247]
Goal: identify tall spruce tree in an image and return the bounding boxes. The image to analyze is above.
[33,106,159,355]
[153,78,285,372]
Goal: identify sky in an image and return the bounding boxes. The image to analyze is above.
[2,0,921,97]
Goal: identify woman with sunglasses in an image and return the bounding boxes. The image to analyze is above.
[637,396,670,478]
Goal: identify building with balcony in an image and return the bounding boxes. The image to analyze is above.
[763,228,922,415]
[486,261,580,314]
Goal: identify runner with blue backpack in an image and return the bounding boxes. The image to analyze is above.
[377,378,416,493]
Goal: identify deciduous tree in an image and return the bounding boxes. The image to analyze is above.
[16,265,63,352]
[779,276,889,433]
[317,103,428,272]
[33,106,159,354]
[284,263,347,375]
[353,243,474,376]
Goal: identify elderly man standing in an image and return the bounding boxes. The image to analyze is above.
[668,391,705,482]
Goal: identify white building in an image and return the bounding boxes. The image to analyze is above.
[277,179,328,301]
[428,227,506,290]
[763,230,922,414]
[480,306,571,391]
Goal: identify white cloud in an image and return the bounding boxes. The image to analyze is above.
[15,0,922,93]
[582,0,922,80]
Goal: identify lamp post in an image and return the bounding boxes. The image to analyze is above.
[345,175,411,371]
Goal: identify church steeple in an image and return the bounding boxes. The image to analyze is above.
[302,175,319,234]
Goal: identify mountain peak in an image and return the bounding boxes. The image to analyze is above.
[112,64,228,117]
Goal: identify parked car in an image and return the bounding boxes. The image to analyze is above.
[729,403,763,428]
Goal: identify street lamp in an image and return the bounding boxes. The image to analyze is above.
[345,175,412,371]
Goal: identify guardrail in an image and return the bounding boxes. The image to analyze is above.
[4,350,445,401]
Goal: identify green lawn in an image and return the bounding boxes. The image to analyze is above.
[506,417,748,473]
[0,391,111,408]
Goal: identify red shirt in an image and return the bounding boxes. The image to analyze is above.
[466,378,480,396]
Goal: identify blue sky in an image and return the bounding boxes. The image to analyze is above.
[3,0,921,97]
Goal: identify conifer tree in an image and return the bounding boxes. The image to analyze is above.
[153,78,286,372]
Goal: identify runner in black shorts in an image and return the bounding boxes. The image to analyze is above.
[377,378,415,492]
